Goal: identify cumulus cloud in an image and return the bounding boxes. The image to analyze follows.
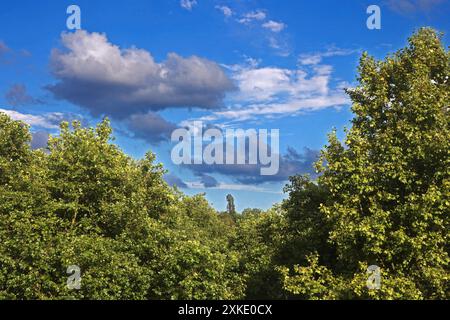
[126,112,177,144]
[184,147,319,185]
[262,20,286,33]
[5,84,44,107]
[47,31,234,118]
[180,0,197,11]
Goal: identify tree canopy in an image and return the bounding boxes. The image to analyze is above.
[0,28,448,300]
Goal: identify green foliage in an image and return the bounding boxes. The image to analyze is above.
[232,207,286,299]
[0,116,244,300]
[59,235,150,300]
[279,255,341,300]
[280,176,334,268]
[0,28,448,300]
[280,28,449,300]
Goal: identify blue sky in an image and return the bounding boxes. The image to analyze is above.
[0,0,448,211]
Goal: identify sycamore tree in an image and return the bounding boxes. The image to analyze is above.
[281,28,449,299]
[0,116,244,300]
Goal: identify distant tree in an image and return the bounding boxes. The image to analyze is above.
[226,194,236,216]
[241,208,263,217]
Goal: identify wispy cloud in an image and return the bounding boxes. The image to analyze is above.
[0,108,75,130]
[215,94,348,121]
[0,40,12,64]
[215,57,350,121]
[5,84,45,107]
[234,8,289,55]
[386,0,446,14]
[267,37,291,57]
[215,5,233,17]
[262,20,286,33]
[0,41,9,55]
[0,41,31,65]
[298,47,359,66]
[237,10,267,24]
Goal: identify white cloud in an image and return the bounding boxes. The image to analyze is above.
[5,84,44,107]
[238,10,267,24]
[298,55,322,66]
[262,20,286,32]
[231,64,332,102]
[214,94,349,121]
[298,47,358,66]
[180,0,197,11]
[214,58,350,121]
[234,10,288,55]
[47,30,234,118]
[0,108,64,129]
[215,5,233,17]
[268,37,291,57]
